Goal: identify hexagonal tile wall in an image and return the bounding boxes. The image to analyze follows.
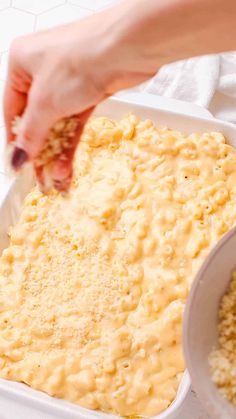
[12,0,66,15]
[35,3,92,31]
[68,0,115,11]
[0,8,35,52]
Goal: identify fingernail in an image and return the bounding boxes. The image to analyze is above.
[11,147,28,170]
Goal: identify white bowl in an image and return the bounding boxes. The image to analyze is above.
[184,225,236,419]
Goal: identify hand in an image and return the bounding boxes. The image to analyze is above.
[5,0,165,192]
[4,14,117,191]
[6,0,234,192]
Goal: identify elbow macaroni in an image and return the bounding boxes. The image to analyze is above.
[0,115,236,416]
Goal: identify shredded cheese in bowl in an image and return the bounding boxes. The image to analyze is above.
[209,270,236,404]
[1,114,236,417]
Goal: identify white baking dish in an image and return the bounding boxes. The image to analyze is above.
[0,92,236,419]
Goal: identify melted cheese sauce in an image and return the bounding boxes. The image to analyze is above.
[0,115,236,417]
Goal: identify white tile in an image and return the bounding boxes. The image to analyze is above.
[36,4,91,31]
[0,9,35,52]
[68,0,117,10]
[13,0,66,15]
[0,0,11,10]
[0,51,8,80]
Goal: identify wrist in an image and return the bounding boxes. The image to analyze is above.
[93,0,158,95]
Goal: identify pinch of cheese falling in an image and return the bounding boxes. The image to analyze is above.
[0,115,236,417]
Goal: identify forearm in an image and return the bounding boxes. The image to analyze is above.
[101,0,236,91]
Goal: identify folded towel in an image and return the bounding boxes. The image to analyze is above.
[144,52,236,123]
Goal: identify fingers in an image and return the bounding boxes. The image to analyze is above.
[5,80,56,172]
[3,79,27,144]
[12,84,58,164]
[33,108,93,193]
[4,69,57,170]
[50,136,76,193]
[51,108,94,192]
[3,39,33,145]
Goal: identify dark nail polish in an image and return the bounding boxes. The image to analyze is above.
[11,147,28,170]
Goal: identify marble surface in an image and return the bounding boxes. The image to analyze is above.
[0,1,212,418]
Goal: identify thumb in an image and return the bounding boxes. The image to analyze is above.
[11,86,57,170]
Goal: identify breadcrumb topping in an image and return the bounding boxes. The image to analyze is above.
[12,115,79,165]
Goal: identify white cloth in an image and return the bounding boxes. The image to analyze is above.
[144,52,236,123]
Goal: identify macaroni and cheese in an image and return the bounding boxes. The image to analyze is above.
[0,115,236,417]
